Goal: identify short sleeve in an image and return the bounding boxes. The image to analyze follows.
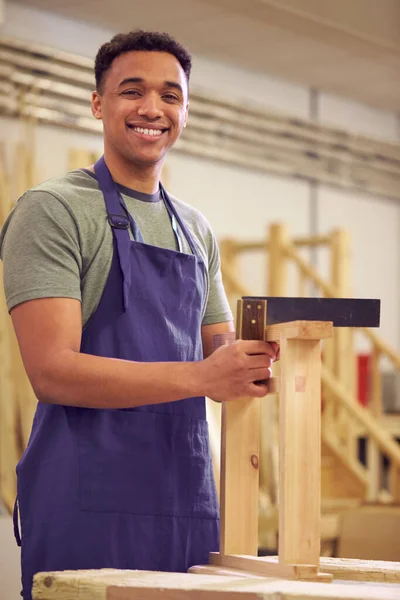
[202,231,233,326]
[0,190,82,312]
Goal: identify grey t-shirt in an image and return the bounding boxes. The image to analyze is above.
[0,169,232,328]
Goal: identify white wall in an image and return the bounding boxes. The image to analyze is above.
[2,1,399,347]
[167,153,311,297]
[316,93,400,352]
[0,516,21,600]
[0,117,104,184]
[1,1,399,346]
[1,1,114,57]
[319,93,400,144]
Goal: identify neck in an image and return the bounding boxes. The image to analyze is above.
[102,150,163,194]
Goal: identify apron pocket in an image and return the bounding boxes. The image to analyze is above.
[77,408,216,518]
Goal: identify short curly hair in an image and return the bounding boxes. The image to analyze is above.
[94,30,192,92]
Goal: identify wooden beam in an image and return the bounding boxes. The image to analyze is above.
[209,553,331,581]
[278,334,322,567]
[32,565,400,599]
[265,320,333,342]
[219,299,267,556]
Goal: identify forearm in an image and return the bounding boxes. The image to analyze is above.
[36,350,205,409]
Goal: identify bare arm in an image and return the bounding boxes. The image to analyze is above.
[201,320,235,359]
[11,298,276,409]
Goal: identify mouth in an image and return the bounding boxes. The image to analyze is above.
[126,124,168,140]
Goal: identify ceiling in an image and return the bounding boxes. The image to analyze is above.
[9,0,400,111]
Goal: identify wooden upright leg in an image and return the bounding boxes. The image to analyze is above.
[219,298,267,556]
[220,398,260,555]
[192,319,333,583]
[278,336,322,567]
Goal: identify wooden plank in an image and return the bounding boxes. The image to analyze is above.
[33,570,242,600]
[107,582,400,600]
[218,299,266,556]
[265,320,333,342]
[209,553,331,582]
[320,556,400,583]
[279,336,322,567]
[32,568,400,600]
[108,590,254,600]
[261,556,400,583]
[189,565,266,578]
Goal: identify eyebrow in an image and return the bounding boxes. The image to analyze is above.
[118,77,184,95]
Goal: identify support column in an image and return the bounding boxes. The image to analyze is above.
[278,336,322,566]
[219,298,266,556]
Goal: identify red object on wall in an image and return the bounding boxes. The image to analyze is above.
[358,354,370,406]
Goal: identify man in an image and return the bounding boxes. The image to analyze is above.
[0,30,277,600]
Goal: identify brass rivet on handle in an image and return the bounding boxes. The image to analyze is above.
[247,304,251,309]
[257,305,262,309]
[251,319,256,324]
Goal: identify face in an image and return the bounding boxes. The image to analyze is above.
[92,51,189,168]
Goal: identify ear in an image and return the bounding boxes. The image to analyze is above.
[184,101,189,128]
[91,90,103,120]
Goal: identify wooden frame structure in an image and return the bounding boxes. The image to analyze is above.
[193,298,332,580]
[191,297,400,583]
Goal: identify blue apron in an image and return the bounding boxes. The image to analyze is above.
[14,156,219,599]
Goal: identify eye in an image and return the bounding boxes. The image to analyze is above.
[122,90,141,97]
[163,94,179,102]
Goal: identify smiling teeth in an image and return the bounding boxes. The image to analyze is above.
[133,127,163,136]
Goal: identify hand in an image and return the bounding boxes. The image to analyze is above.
[200,340,278,402]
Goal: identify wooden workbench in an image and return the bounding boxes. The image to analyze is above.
[33,564,400,600]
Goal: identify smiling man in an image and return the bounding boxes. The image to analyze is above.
[0,31,277,600]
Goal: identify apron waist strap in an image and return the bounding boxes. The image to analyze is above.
[13,497,21,547]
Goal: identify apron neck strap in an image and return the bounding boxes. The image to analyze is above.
[94,156,132,311]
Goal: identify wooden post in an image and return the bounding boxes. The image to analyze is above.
[219,298,266,556]
[259,227,281,549]
[271,323,332,567]
[268,223,288,297]
[367,335,383,500]
[265,223,288,546]
[330,229,357,456]
[389,464,400,502]
[0,149,20,514]
[370,347,383,419]
[367,439,381,502]
[330,229,353,393]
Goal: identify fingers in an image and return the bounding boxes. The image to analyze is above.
[239,340,278,360]
[247,354,274,370]
[248,382,269,397]
[249,367,272,382]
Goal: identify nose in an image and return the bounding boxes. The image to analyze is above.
[137,92,164,120]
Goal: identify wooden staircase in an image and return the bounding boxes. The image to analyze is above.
[321,437,367,500]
